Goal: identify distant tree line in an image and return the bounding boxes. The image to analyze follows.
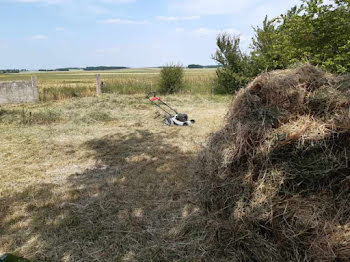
[39,68,70,72]
[214,0,350,93]
[0,69,27,73]
[84,66,128,71]
[37,66,128,72]
[187,64,223,69]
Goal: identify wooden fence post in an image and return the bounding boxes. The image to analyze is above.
[31,75,39,101]
[31,75,37,88]
[96,74,101,96]
[211,80,215,94]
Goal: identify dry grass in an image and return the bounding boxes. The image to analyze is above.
[0,94,229,261]
[190,65,350,261]
[0,68,217,101]
[2,65,348,261]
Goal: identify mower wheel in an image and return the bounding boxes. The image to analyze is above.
[163,118,172,126]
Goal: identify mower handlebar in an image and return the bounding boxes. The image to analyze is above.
[146,91,157,99]
[146,91,178,115]
[149,97,160,101]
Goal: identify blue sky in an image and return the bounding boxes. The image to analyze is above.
[0,0,299,69]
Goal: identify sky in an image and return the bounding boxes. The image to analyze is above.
[0,0,300,69]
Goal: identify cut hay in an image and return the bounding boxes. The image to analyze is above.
[192,65,350,261]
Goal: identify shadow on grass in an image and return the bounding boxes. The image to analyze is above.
[0,130,196,261]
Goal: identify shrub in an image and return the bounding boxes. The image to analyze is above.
[158,64,184,94]
[214,67,250,94]
[212,34,252,94]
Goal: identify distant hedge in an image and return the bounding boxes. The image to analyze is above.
[188,64,204,69]
[84,66,128,71]
[0,69,20,73]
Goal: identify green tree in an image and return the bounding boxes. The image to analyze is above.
[251,0,350,74]
[251,16,285,74]
[212,34,251,94]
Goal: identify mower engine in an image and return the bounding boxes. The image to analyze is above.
[163,113,195,126]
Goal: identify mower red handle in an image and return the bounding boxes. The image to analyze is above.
[149,97,161,101]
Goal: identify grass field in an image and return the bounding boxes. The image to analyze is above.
[0,93,230,261]
[0,68,217,101]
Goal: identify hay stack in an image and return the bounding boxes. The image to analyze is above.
[195,65,350,261]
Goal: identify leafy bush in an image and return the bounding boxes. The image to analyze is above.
[214,67,251,94]
[158,64,184,94]
[212,34,251,94]
[250,1,350,74]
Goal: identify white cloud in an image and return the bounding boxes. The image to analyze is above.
[171,0,257,15]
[246,0,300,26]
[96,47,120,54]
[11,0,135,4]
[102,0,135,3]
[14,0,64,4]
[172,0,299,16]
[101,18,150,24]
[193,27,240,37]
[54,27,74,36]
[87,5,110,15]
[156,15,200,21]
[29,34,48,40]
[175,27,185,33]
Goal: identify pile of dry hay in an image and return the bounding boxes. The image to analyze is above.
[192,65,350,261]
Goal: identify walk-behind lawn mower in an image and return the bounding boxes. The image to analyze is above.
[146,92,195,126]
